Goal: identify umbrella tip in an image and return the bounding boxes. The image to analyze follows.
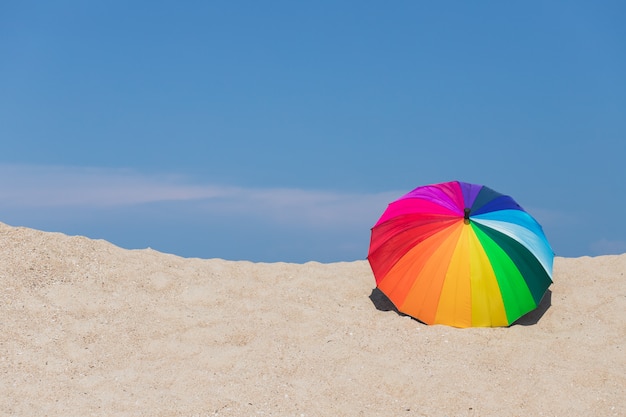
[464,208,471,224]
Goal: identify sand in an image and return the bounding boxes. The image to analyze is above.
[0,221,624,416]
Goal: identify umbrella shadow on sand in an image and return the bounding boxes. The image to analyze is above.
[512,290,552,326]
[369,288,552,327]
[369,288,409,317]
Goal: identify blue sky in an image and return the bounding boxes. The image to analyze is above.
[1,1,625,262]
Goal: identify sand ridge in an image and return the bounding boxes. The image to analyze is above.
[1,222,624,416]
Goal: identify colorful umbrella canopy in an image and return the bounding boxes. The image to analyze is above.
[368,181,553,328]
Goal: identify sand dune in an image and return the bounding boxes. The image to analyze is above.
[1,222,624,416]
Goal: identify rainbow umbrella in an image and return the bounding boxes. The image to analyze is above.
[368,181,553,328]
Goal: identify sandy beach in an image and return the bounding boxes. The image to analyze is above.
[1,221,624,416]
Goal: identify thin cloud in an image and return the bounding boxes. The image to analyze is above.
[524,206,579,229]
[0,165,230,207]
[589,239,626,256]
[202,187,399,227]
[0,164,398,228]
